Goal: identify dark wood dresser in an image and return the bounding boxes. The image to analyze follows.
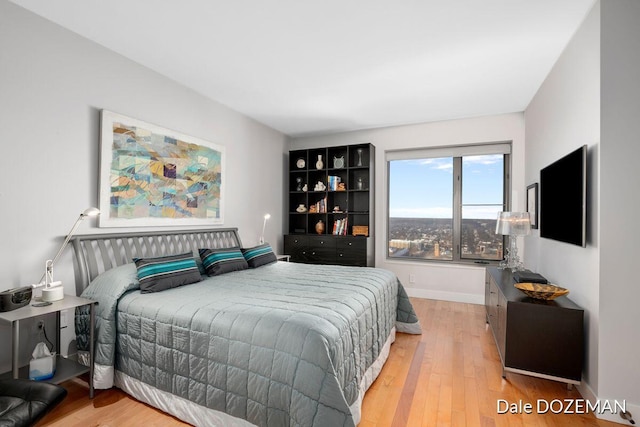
[485,267,584,386]
[284,234,367,266]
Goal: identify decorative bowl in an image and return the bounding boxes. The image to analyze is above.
[514,283,569,300]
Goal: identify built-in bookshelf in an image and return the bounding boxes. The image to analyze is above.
[285,143,374,266]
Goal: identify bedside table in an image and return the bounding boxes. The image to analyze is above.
[275,254,291,262]
[0,295,97,398]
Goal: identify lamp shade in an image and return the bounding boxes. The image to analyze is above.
[496,212,531,236]
[82,207,101,217]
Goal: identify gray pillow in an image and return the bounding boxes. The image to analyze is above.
[134,252,201,293]
[241,243,277,268]
[199,247,249,276]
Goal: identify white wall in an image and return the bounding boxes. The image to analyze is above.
[291,113,525,304]
[526,1,640,422]
[0,2,287,372]
[524,0,601,396]
[599,0,640,418]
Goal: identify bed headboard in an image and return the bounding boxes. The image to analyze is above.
[71,228,242,295]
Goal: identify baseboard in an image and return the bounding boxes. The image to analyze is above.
[405,287,484,305]
[593,401,637,425]
[574,377,636,425]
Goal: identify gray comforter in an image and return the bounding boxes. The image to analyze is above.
[76,261,420,426]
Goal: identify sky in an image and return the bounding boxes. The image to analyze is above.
[389,154,504,219]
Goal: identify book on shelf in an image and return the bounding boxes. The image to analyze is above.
[312,197,327,213]
[327,175,342,191]
[332,217,348,236]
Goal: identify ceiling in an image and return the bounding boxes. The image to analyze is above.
[11,0,596,137]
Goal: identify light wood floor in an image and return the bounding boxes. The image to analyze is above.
[37,298,621,426]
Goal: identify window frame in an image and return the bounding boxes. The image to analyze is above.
[386,142,511,265]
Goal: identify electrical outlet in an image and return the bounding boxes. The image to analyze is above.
[409,274,416,283]
[33,320,44,334]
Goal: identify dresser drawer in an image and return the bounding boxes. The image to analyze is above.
[307,236,336,263]
[336,238,366,266]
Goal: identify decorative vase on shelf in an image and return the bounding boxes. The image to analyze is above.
[356,148,363,167]
[316,154,324,170]
[315,220,325,234]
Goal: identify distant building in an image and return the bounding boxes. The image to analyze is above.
[389,239,419,249]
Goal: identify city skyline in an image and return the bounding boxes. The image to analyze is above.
[388,217,503,261]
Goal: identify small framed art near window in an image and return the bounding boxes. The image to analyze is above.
[99,110,225,227]
[527,182,539,229]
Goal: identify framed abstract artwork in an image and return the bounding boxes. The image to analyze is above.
[526,182,538,229]
[99,110,224,227]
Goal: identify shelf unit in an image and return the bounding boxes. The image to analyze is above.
[286,143,374,266]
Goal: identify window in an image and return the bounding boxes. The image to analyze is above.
[387,143,510,263]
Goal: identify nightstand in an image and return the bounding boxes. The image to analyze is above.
[0,295,97,398]
[276,254,291,262]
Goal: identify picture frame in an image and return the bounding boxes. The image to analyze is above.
[526,182,539,229]
[99,110,225,227]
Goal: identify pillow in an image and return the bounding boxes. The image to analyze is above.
[195,255,207,276]
[241,243,277,268]
[134,253,201,293]
[199,247,249,276]
[76,263,140,352]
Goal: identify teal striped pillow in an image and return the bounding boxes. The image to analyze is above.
[241,243,277,268]
[199,247,248,276]
[134,253,201,293]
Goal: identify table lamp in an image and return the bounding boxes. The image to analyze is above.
[33,207,100,301]
[495,212,531,271]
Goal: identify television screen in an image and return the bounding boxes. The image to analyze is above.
[540,145,587,247]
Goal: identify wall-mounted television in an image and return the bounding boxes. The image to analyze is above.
[540,145,587,247]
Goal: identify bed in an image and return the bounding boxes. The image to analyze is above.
[72,228,420,426]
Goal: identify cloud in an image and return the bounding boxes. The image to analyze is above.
[463,154,503,165]
[414,158,453,171]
